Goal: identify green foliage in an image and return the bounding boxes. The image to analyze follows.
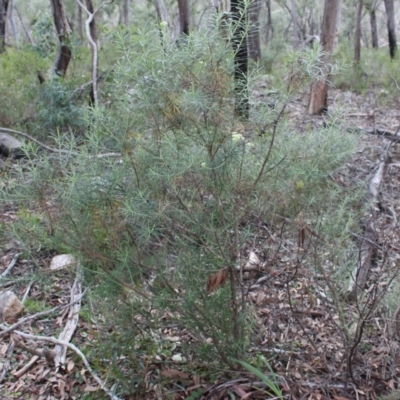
[35,79,85,132]
[333,45,400,104]
[0,48,47,126]
[233,357,283,398]
[32,15,57,57]
[3,24,360,396]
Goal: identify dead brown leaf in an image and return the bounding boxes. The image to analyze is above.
[161,368,190,380]
[206,269,228,293]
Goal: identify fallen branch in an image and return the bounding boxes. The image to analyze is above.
[54,268,83,368]
[349,126,400,143]
[0,253,20,278]
[0,341,15,383]
[8,329,121,400]
[0,291,87,340]
[346,153,389,300]
[12,355,40,379]
[0,127,122,159]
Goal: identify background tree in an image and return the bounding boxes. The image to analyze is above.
[231,0,249,118]
[50,0,72,77]
[0,0,9,52]
[85,0,97,106]
[177,0,189,36]
[354,0,363,62]
[383,0,396,58]
[365,0,379,48]
[308,0,342,115]
[123,0,130,26]
[264,0,273,45]
[247,0,261,61]
[289,0,300,47]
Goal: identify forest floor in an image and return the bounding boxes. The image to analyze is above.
[1,87,400,400]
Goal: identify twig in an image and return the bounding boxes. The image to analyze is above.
[22,281,34,304]
[0,127,78,154]
[8,329,121,400]
[12,355,40,379]
[0,253,20,278]
[13,336,55,363]
[0,341,15,383]
[0,127,121,158]
[0,291,87,340]
[348,126,400,143]
[54,268,83,368]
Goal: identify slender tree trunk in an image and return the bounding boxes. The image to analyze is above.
[50,0,72,77]
[231,0,249,119]
[177,0,189,36]
[0,0,9,53]
[290,0,300,47]
[354,0,363,62]
[85,0,97,106]
[369,5,378,48]
[308,0,341,115]
[154,0,168,23]
[77,1,83,42]
[15,6,33,45]
[248,0,261,61]
[123,0,130,26]
[265,0,272,45]
[383,0,396,59]
[8,0,17,46]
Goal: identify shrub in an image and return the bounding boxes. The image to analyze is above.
[3,23,360,395]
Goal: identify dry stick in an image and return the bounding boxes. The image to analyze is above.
[9,329,121,400]
[0,127,78,155]
[0,341,15,383]
[12,355,40,379]
[349,126,400,143]
[0,252,20,278]
[21,281,34,304]
[0,292,87,340]
[0,127,121,158]
[347,154,388,300]
[54,269,83,368]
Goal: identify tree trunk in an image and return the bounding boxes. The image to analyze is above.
[383,0,396,59]
[290,0,300,48]
[248,0,261,61]
[85,0,97,106]
[307,0,341,115]
[154,0,168,24]
[367,2,378,48]
[8,0,17,46]
[77,1,83,42]
[50,0,72,77]
[354,0,363,62]
[0,0,9,53]
[265,0,272,45]
[123,0,130,26]
[177,0,189,36]
[231,0,249,119]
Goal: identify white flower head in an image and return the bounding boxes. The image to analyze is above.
[232,132,244,143]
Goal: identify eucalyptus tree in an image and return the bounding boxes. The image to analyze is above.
[50,0,72,77]
[383,0,396,58]
[231,0,249,119]
[308,0,341,115]
[0,0,9,52]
